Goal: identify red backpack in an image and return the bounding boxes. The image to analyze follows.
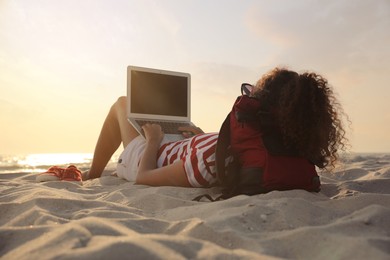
[213,84,321,200]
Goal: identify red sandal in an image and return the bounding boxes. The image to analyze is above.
[36,165,82,184]
[36,166,65,182]
[62,165,82,183]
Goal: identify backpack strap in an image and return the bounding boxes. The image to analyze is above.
[192,194,224,202]
[215,112,231,186]
[215,109,245,199]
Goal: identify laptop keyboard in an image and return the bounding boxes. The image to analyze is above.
[135,120,192,134]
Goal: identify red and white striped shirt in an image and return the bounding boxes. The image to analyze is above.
[156,133,219,187]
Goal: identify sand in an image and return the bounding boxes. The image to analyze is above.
[0,153,389,259]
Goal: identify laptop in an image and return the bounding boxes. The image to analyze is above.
[127,65,195,143]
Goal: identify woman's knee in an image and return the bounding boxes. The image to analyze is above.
[112,96,127,112]
[107,96,127,118]
[116,96,127,107]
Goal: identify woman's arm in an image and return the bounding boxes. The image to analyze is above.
[136,124,191,187]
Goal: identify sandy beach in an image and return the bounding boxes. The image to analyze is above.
[0,153,389,259]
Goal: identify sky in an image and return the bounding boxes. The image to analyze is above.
[0,0,389,155]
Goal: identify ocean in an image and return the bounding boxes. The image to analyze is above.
[0,153,119,174]
[1,152,388,175]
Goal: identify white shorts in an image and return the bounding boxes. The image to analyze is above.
[116,136,146,181]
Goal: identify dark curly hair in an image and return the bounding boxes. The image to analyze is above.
[253,67,348,169]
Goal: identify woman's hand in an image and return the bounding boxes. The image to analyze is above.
[178,126,204,138]
[142,123,164,145]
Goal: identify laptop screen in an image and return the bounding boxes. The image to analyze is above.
[130,70,188,117]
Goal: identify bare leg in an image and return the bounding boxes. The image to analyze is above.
[87,96,139,179]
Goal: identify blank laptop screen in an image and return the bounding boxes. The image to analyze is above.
[131,70,188,117]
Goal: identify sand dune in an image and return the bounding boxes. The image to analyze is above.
[1,154,389,259]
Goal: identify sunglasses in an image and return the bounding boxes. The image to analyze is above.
[241,83,254,96]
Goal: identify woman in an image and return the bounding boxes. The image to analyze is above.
[85,94,215,187]
[40,67,347,187]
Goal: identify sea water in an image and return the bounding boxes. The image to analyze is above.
[0,153,119,174]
